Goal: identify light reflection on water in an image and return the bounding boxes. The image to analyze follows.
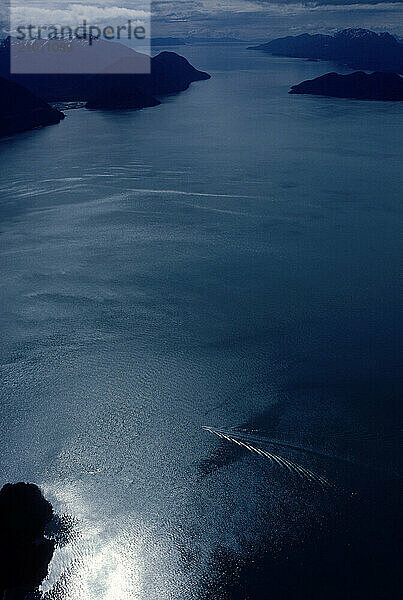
[43,483,141,599]
[0,44,401,599]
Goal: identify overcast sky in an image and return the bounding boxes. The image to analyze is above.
[2,0,403,39]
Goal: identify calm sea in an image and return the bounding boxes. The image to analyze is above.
[0,44,401,599]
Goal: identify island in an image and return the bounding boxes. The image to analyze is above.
[289,71,403,101]
[86,51,211,109]
[0,76,65,137]
[0,37,211,114]
[248,28,403,74]
[86,85,160,110]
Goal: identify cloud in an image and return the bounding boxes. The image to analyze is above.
[2,0,403,40]
[10,3,150,27]
[251,0,403,5]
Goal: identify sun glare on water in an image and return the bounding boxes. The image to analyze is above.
[42,483,142,600]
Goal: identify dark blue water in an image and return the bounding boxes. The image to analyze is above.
[0,44,401,599]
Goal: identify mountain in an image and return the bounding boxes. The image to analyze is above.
[151,36,247,46]
[151,37,187,47]
[144,51,211,94]
[248,29,403,73]
[2,36,148,75]
[186,36,247,44]
[0,75,65,137]
[289,71,403,101]
[0,37,210,110]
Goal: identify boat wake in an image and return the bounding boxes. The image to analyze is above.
[202,426,334,488]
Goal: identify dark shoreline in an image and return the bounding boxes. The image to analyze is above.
[0,483,55,599]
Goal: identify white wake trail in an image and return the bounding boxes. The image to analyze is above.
[203,427,333,488]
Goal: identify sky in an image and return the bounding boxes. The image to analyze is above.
[2,0,403,40]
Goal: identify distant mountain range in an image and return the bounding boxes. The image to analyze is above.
[152,36,246,46]
[0,76,65,137]
[0,37,210,135]
[249,29,403,73]
[151,37,188,47]
[289,71,403,101]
